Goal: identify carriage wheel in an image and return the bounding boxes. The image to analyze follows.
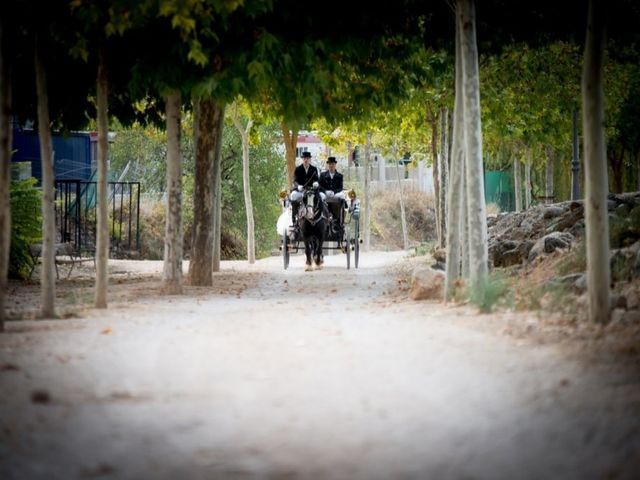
[354,219,360,268]
[282,232,290,270]
[345,226,351,270]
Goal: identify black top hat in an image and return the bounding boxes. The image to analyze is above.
[301,151,312,158]
[326,156,337,163]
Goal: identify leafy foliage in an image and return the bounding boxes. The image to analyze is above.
[219,119,284,258]
[9,178,42,279]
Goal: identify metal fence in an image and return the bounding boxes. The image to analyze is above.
[55,180,141,257]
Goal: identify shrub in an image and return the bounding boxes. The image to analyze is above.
[467,272,511,313]
[556,240,586,276]
[9,178,42,279]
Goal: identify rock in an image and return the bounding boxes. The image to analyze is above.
[543,232,574,252]
[432,248,446,263]
[546,206,583,234]
[568,219,585,238]
[528,232,575,262]
[500,247,525,267]
[555,273,587,294]
[409,267,445,301]
[622,310,640,324]
[490,239,520,267]
[610,308,640,326]
[627,240,640,256]
[616,203,631,217]
[610,308,626,326]
[624,287,640,310]
[611,293,628,310]
[520,218,535,237]
[574,274,587,293]
[543,206,565,219]
[431,261,446,271]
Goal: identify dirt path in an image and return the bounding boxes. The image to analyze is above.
[1,251,639,479]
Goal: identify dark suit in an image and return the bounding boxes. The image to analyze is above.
[319,170,343,193]
[293,164,319,190]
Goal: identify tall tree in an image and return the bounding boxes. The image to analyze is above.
[363,133,372,251]
[0,19,11,329]
[582,0,610,323]
[189,98,218,286]
[94,43,109,308]
[439,106,449,247]
[392,143,409,250]
[459,0,488,289]
[282,123,298,189]
[513,157,522,211]
[230,100,256,264]
[212,104,224,273]
[34,35,56,317]
[162,90,183,294]
[445,20,465,300]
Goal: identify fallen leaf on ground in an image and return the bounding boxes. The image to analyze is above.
[0,363,20,371]
[31,390,51,404]
[100,327,113,335]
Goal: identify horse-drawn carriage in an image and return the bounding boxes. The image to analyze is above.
[277,186,361,270]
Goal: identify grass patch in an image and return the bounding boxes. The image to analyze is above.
[411,241,437,257]
[556,240,586,276]
[466,271,512,313]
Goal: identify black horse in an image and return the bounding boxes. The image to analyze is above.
[297,188,328,271]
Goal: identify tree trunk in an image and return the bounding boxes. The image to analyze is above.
[189,98,216,286]
[609,146,624,193]
[636,152,640,191]
[524,148,532,209]
[461,158,470,278]
[429,107,441,247]
[0,20,11,329]
[231,107,255,264]
[393,144,409,250]
[445,18,466,300]
[34,37,56,318]
[513,157,522,212]
[363,133,372,251]
[439,106,449,248]
[459,0,488,287]
[94,45,109,309]
[582,0,610,324]
[281,122,297,188]
[345,141,352,181]
[212,104,224,273]
[162,90,183,294]
[544,146,555,204]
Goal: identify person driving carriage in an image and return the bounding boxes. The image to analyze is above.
[319,156,345,232]
[290,151,325,224]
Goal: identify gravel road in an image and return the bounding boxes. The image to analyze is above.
[1,251,639,479]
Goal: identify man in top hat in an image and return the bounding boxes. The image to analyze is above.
[289,151,324,225]
[319,156,345,232]
[291,151,320,200]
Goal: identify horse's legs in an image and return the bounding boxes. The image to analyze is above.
[314,239,324,269]
[304,240,313,271]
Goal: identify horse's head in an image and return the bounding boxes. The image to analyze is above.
[301,189,322,221]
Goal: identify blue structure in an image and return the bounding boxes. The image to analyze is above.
[11,128,94,182]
